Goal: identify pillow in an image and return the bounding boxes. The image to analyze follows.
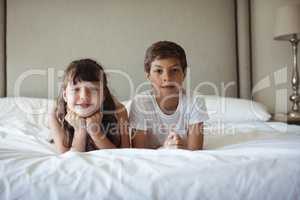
[0,95,269,131]
[0,97,56,125]
[203,95,271,123]
[122,96,271,123]
[0,97,55,140]
[122,95,271,123]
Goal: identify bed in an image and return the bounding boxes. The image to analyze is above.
[1,1,299,199]
[0,96,299,200]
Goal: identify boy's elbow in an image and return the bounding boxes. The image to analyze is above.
[187,145,203,151]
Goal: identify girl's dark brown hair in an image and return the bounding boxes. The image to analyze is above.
[55,58,120,151]
[144,41,187,73]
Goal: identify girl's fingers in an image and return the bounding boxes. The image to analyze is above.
[65,112,73,125]
[64,110,86,130]
[85,112,103,135]
[87,112,101,123]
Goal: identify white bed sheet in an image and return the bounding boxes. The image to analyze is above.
[0,97,300,200]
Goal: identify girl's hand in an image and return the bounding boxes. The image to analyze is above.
[163,132,186,149]
[65,109,86,131]
[86,112,103,137]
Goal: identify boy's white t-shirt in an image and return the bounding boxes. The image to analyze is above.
[129,90,209,148]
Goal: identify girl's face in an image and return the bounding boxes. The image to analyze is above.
[63,81,104,117]
[147,58,185,98]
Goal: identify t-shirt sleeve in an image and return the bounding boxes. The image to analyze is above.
[188,96,209,125]
[129,97,148,131]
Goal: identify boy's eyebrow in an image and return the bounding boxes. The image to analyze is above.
[152,64,181,68]
[152,65,162,68]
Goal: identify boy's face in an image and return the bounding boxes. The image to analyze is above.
[147,58,185,97]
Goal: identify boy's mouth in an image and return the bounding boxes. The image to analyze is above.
[161,85,177,89]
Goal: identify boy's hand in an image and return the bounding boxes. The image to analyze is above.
[163,132,186,149]
[65,109,86,131]
[86,112,103,137]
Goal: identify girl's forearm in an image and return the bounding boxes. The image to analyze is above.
[71,129,87,151]
[90,132,117,149]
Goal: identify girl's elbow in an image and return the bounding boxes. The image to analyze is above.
[57,147,70,154]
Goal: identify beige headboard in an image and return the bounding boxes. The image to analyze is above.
[6,0,238,101]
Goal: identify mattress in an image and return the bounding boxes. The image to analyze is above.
[0,97,299,200]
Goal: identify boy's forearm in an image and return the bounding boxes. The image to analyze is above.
[131,130,146,148]
[186,133,203,150]
[187,123,204,150]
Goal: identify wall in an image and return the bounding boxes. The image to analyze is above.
[6,0,237,101]
[251,0,300,113]
[4,0,300,114]
[0,0,4,97]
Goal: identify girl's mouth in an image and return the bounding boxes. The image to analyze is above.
[76,104,91,108]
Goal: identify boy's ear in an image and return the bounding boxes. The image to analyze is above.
[145,72,150,80]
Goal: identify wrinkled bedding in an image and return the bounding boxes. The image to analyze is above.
[0,97,300,200]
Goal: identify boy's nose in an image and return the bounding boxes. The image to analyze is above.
[162,71,172,82]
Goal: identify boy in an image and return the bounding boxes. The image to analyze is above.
[129,41,208,150]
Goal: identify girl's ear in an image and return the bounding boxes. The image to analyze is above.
[62,90,67,102]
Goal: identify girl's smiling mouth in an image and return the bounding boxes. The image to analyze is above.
[76,103,92,108]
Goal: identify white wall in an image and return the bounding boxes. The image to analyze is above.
[0,0,4,97]
[251,0,300,113]
[6,0,237,100]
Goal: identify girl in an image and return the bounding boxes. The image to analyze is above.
[49,59,130,153]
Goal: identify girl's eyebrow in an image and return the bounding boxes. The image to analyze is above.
[81,83,99,88]
[87,83,102,88]
[69,82,101,88]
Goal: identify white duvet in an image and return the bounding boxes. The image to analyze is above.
[0,97,300,200]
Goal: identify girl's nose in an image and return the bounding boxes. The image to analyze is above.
[79,88,90,100]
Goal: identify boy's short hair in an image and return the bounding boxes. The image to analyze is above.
[144,41,187,73]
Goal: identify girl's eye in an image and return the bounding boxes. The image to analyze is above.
[90,88,100,92]
[70,88,80,92]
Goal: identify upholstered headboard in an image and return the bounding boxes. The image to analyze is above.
[4,0,242,101]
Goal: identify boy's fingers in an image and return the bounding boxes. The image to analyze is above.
[168,132,177,139]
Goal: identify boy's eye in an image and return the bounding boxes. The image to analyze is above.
[154,69,163,74]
